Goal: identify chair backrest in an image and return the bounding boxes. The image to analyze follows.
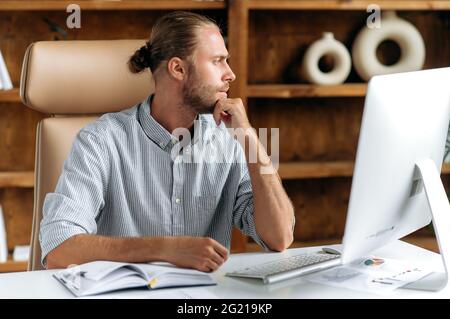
[20,40,154,270]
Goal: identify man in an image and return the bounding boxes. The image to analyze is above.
[41,11,295,272]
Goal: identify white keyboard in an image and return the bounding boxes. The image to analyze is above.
[226,252,341,284]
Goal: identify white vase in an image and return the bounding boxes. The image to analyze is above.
[445,127,450,163]
[0,49,13,90]
[352,11,425,81]
[301,32,351,85]
[0,205,8,263]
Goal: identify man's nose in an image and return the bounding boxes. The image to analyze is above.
[224,64,236,83]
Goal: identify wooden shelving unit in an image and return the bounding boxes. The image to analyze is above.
[0,0,449,272]
[1,0,228,274]
[228,0,450,252]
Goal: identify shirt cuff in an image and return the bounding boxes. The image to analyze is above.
[39,221,87,268]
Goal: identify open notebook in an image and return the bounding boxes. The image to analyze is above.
[53,261,217,297]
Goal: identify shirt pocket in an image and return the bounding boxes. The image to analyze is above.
[189,195,219,235]
[193,195,218,213]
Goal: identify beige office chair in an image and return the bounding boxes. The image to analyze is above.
[20,40,154,270]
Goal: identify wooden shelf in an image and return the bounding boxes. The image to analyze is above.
[246,238,341,252]
[279,161,354,179]
[443,163,450,174]
[2,0,447,11]
[247,84,367,98]
[0,0,226,11]
[247,235,438,253]
[0,171,34,188]
[4,84,367,101]
[0,88,21,103]
[1,163,447,186]
[246,0,450,10]
[0,260,27,273]
[279,162,450,179]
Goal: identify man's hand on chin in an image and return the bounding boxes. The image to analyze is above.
[213,98,251,130]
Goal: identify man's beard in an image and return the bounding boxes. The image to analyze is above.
[182,66,227,114]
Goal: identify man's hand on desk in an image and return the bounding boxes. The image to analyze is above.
[163,236,229,272]
[45,235,228,272]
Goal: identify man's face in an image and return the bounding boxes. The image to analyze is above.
[182,26,236,114]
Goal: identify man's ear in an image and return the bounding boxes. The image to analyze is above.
[167,57,187,81]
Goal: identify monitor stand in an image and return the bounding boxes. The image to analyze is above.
[402,158,450,291]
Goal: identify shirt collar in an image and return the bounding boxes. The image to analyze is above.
[138,95,206,150]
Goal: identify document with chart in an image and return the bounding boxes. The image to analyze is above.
[304,256,433,295]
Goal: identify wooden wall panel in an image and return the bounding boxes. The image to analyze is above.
[0,103,45,171]
[248,97,364,162]
[0,188,33,252]
[283,171,448,241]
[284,178,351,240]
[248,10,450,84]
[248,98,449,241]
[249,97,362,240]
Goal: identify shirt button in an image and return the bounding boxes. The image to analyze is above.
[159,142,164,147]
[175,198,181,204]
[171,139,177,145]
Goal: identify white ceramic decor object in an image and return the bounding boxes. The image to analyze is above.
[352,11,425,81]
[0,205,7,263]
[13,245,30,262]
[301,32,351,85]
[445,127,450,163]
[0,49,13,90]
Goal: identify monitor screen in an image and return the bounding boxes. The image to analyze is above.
[342,67,450,264]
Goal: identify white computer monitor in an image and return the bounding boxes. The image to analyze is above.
[340,67,450,290]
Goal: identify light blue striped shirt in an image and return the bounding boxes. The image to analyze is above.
[40,95,268,265]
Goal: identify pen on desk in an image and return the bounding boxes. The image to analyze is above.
[372,279,393,285]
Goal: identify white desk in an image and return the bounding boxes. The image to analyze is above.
[0,240,449,299]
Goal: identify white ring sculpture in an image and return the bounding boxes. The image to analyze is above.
[352,11,425,81]
[302,32,352,85]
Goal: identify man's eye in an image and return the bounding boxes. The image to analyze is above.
[213,60,220,65]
